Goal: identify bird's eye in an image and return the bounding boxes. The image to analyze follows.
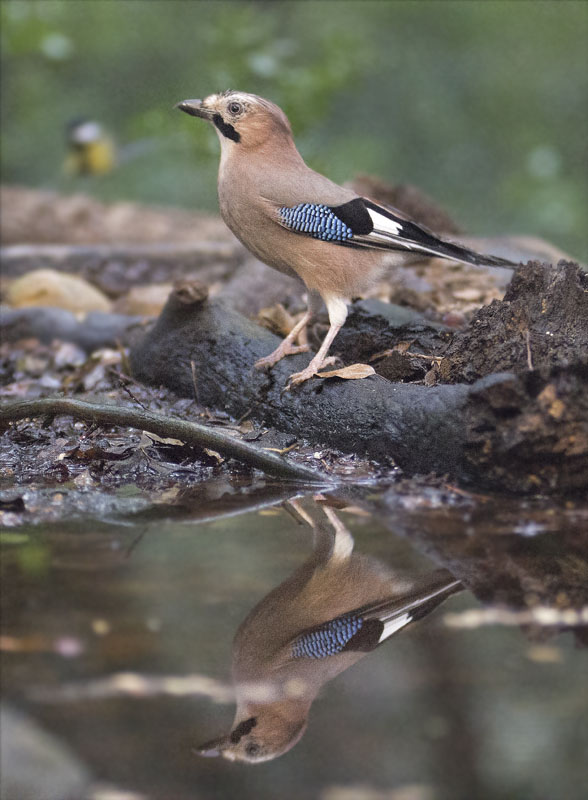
[228,101,243,115]
[245,742,260,757]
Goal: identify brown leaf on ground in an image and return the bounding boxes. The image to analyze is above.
[317,364,376,380]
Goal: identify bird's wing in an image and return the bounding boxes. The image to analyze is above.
[288,574,462,659]
[276,196,515,268]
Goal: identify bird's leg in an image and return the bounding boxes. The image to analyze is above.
[254,308,312,370]
[322,506,355,561]
[284,326,340,388]
[285,295,349,389]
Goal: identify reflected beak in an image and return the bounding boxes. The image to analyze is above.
[193,736,228,757]
[175,99,212,120]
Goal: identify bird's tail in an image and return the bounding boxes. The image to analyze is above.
[385,213,517,268]
[425,236,517,269]
[364,569,463,644]
[361,198,517,268]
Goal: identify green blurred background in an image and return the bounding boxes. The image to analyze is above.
[1,0,587,258]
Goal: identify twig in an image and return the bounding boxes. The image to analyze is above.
[405,351,443,364]
[236,408,253,425]
[110,369,148,411]
[124,527,147,559]
[0,397,330,484]
[369,347,442,365]
[525,330,534,371]
[263,442,299,455]
[190,360,200,405]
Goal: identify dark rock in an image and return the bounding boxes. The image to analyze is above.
[328,299,450,380]
[0,704,92,800]
[130,287,470,476]
[0,305,147,352]
[218,257,303,315]
[463,364,588,493]
[375,486,588,635]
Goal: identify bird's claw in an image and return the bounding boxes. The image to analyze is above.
[254,343,310,371]
[283,356,338,391]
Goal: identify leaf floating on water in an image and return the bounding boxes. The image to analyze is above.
[317,364,376,380]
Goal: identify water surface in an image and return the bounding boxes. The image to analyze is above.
[1,482,587,800]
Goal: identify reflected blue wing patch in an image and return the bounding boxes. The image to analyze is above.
[291,614,363,659]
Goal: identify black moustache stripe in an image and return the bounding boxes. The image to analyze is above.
[213,113,240,143]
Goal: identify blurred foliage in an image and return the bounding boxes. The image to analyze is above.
[1,0,586,257]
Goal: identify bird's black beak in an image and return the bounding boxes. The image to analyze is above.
[175,99,212,120]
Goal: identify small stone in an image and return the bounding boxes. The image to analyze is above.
[113,284,174,316]
[453,287,483,302]
[91,619,111,636]
[6,269,111,313]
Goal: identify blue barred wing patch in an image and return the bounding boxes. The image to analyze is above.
[291,614,363,659]
[278,203,354,242]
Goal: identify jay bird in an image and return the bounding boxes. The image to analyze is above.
[195,499,462,763]
[176,91,514,387]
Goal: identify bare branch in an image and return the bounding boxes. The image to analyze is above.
[0,397,330,484]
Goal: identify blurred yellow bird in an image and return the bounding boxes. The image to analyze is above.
[64,118,116,176]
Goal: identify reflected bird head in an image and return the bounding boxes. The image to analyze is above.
[196,705,308,763]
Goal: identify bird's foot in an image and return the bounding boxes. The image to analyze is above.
[254,342,310,370]
[284,356,338,391]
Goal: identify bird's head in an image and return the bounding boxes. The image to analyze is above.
[66,118,105,147]
[175,90,292,150]
[195,702,308,764]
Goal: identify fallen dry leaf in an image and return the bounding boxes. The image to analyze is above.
[317,364,376,380]
[142,431,185,447]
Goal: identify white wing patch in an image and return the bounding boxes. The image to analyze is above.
[364,204,445,255]
[379,612,412,643]
[366,207,403,237]
[365,207,431,253]
[365,207,430,252]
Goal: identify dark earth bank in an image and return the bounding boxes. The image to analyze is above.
[130,261,588,494]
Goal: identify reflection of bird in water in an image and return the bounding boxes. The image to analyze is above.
[64,118,116,176]
[196,499,462,763]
